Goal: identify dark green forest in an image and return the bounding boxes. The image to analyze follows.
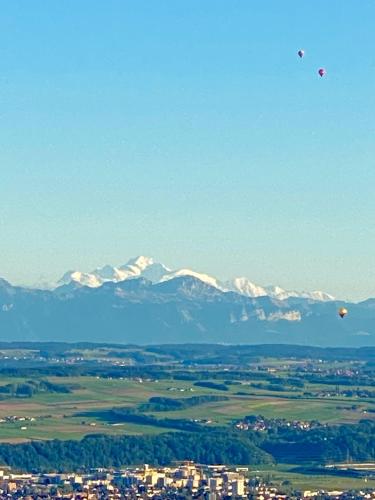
[0,421,373,472]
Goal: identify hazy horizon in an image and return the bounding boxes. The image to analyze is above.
[0,253,365,303]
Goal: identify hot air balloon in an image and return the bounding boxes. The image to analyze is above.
[338,307,348,319]
[318,68,326,77]
[298,50,305,58]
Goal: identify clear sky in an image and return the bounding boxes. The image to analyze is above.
[1,0,375,300]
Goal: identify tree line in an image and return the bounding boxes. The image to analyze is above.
[0,421,373,471]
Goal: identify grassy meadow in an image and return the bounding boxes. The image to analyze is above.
[0,372,373,443]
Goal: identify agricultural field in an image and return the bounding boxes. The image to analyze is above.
[0,349,373,443]
[0,342,372,491]
[248,463,375,492]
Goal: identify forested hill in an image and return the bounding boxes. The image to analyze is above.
[0,422,374,472]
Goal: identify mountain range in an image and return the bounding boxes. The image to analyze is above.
[0,256,374,347]
[57,256,335,302]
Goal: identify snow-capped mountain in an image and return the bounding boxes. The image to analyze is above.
[59,271,102,288]
[159,269,223,290]
[224,277,268,298]
[0,273,373,346]
[58,256,170,289]
[263,285,335,302]
[56,255,334,302]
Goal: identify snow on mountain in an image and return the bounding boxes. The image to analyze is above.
[159,268,223,290]
[56,255,334,302]
[264,285,334,301]
[300,290,335,301]
[224,277,267,298]
[122,256,155,271]
[119,257,170,283]
[223,279,333,302]
[94,265,127,282]
[265,285,289,300]
[58,257,171,288]
[59,271,102,288]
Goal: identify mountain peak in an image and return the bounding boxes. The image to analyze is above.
[122,256,154,271]
[159,268,222,290]
[54,256,334,302]
[225,277,267,298]
[58,270,102,288]
[155,275,222,297]
[1,275,373,346]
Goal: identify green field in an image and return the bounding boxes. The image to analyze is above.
[0,343,372,492]
[248,463,375,492]
[0,373,373,442]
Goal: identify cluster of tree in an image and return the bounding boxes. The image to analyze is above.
[173,370,289,383]
[249,380,305,393]
[147,344,375,363]
[0,380,80,398]
[0,366,281,389]
[82,407,205,432]
[0,365,172,380]
[302,374,375,387]
[261,420,375,464]
[0,420,374,471]
[138,395,229,412]
[0,431,272,472]
[223,380,241,386]
[0,342,374,367]
[193,381,228,391]
[251,382,288,392]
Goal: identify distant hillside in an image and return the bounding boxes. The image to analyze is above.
[0,275,374,346]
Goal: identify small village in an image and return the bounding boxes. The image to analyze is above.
[234,416,323,432]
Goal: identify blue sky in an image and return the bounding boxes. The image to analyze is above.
[1,0,375,300]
